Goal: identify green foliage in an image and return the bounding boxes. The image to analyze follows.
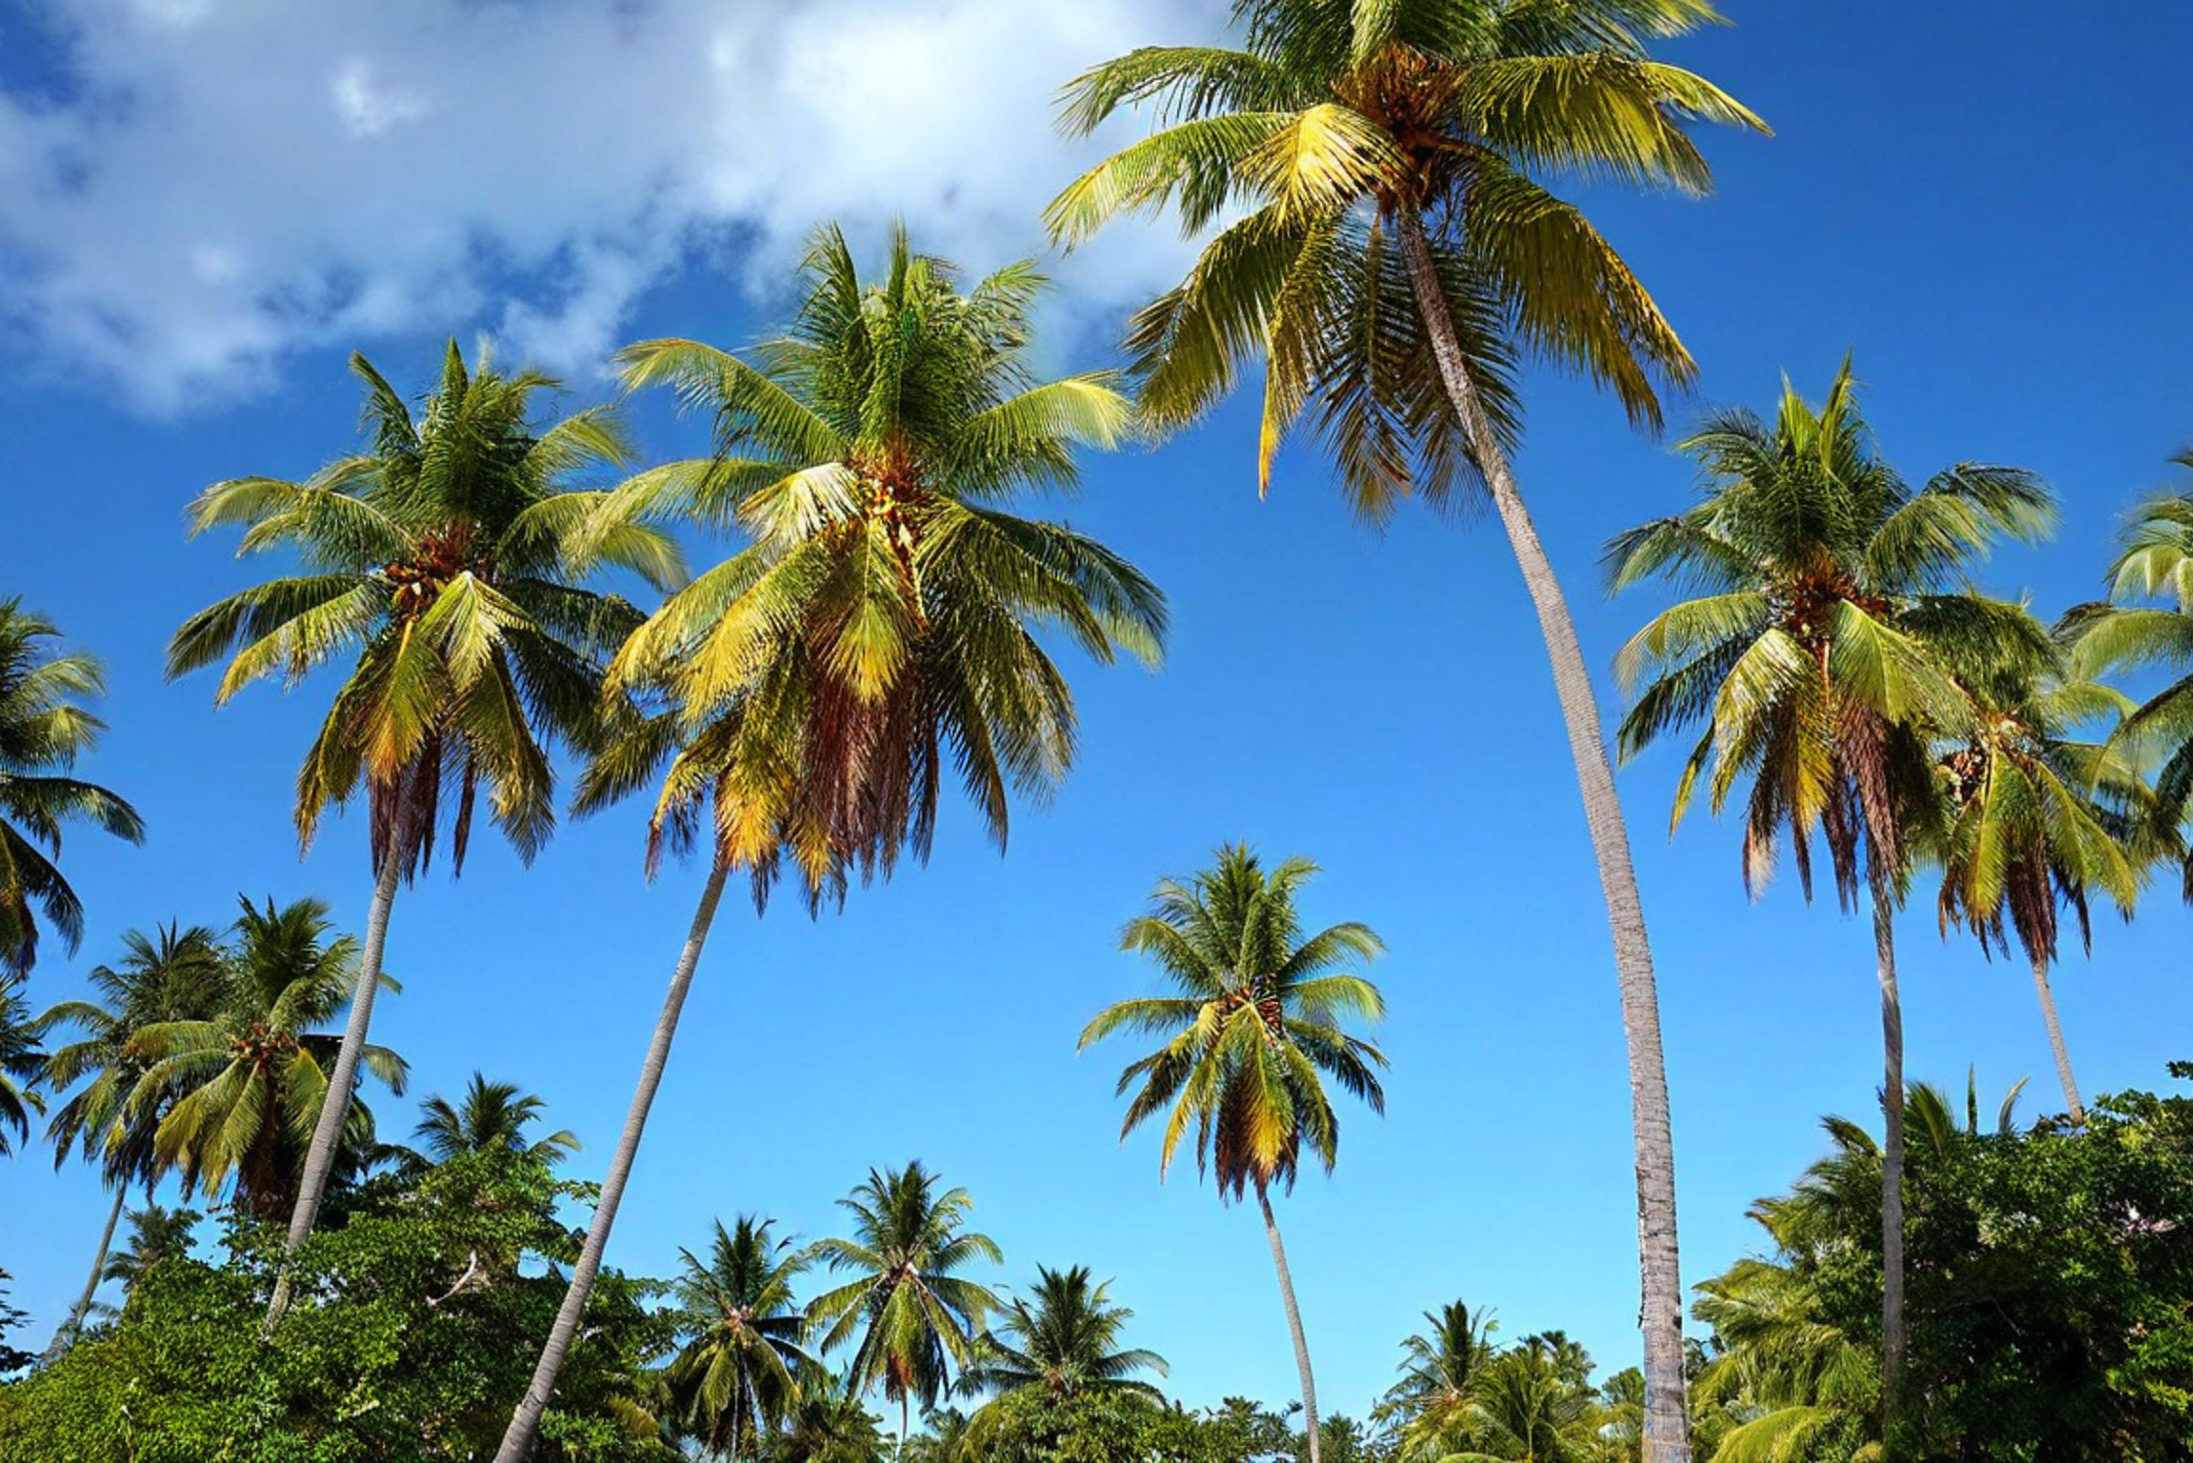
[666,1215,814,1455]
[964,1265,1168,1406]
[0,970,42,1155]
[0,1269,32,1376]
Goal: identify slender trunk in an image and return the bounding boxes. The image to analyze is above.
[496,859,733,1463]
[1868,865,1907,1446]
[52,1185,127,1353]
[264,842,405,1333]
[1256,1183,1320,1463]
[900,1394,910,1463]
[1394,211,1689,1461]
[2030,954,2086,1125]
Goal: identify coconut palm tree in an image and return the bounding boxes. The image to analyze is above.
[778,1362,889,1463]
[1933,649,2146,1125]
[1376,1300,1498,1462]
[166,343,680,1313]
[37,921,226,1349]
[1081,844,1386,1463]
[802,1164,1002,1459]
[129,895,405,1222]
[666,1215,815,1460]
[493,226,1163,1463]
[98,1202,202,1303]
[0,599,145,975]
[1607,360,2055,1431]
[1046,12,1766,1450]
[0,970,42,1154]
[381,1072,579,1175]
[962,1265,1168,1404]
[1460,1336,1608,1463]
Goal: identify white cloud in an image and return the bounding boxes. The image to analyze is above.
[0,0,1225,411]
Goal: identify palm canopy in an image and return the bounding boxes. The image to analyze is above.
[167,343,682,876]
[1046,0,1764,520]
[805,1162,1004,1419]
[587,224,1165,904]
[962,1265,1168,1402]
[668,1215,815,1457]
[99,1203,203,1297]
[1608,358,2058,901]
[38,922,228,1187]
[0,599,144,975]
[0,971,43,1154]
[2068,479,2193,900]
[392,1072,579,1171]
[1375,1300,1499,1462]
[127,896,404,1218]
[1081,844,1387,1199]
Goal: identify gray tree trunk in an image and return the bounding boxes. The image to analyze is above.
[2031,954,2086,1124]
[53,1185,126,1352]
[1868,864,1907,1442]
[496,859,732,1463]
[264,841,405,1332]
[1394,211,1689,1461]
[1256,1184,1320,1463]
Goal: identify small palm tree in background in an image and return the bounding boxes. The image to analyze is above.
[0,598,144,975]
[98,1203,203,1309]
[0,971,42,1154]
[1376,1300,1498,1462]
[167,343,680,1314]
[1049,12,1765,1447]
[778,1362,888,1463]
[963,1265,1168,1405]
[806,1163,1003,1458]
[37,922,226,1349]
[1081,844,1386,1463]
[665,1215,814,1459]
[129,896,405,1222]
[382,1072,579,1174]
[494,225,1163,1463]
[1608,359,2054,1427]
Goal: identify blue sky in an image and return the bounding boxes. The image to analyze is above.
[4,0,2191,1425]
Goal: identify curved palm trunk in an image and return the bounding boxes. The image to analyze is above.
[1255,1184,1321,1463]
[265,843,404,1332]
[53,1185,126,1352]
[1867,867,1907,1445]
[2030,955,2086,1124]
[1395,212,1689,1461]
[496,859,733,1463]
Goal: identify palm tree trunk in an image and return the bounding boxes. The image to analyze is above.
[1394,210,1690,1462]
[2030,954,2086,1124]
[1867,863,1907,1445]
[1255,1183,1321,1463]
[53,1185,126,1352]
[264,841,404,1332]
[496,858,733,1463]
[900,1394,910,1463]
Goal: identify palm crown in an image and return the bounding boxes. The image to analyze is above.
[398,1072,579,1171]
[590,225,1165,902]
[1082,844,1387,1199]
[167,343,682,874]
[1047,0,1764,517]
[668,1215,815,1456]
[0,599,144,974]
[0,972,42,1155]
[962,1265,1168,1402]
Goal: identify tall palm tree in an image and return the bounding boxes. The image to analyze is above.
[667,1215,815,1459]
[1376,1301,1498,1462]
[805,1163,1003,1459]
[129,896,405,1222]
[37,922,226,1349]
[0,970,42,1154]
[2068,478,2193,902]
[1046,11,1765,1451]
[0,599,145,975]
[494,225,1164,1463]
[1933,651,2145,1124]
[1080,844,1386,1463]
[384,1072,580,1174]
[166,343,680,1314]
[962,1265,1168,1403]
[1607,360,2054,1432]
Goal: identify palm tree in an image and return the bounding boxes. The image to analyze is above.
[666,1216,815,1459]
[2068,478,2193,902]
[0,599,145,974]
[805,1163,1004,1458]
[383,1072,579,1174]
[166,343,680,1313]
[1689,1255,1878,1463]
[1933,652,2145,1124]
[494,226,1164,1463]
[1459,1336,1607,1463]
[0,970,42,1154]
[777,1363,889,1463]
[1046,11,1766,1450]
[37,922,226,1349]
[1081,844,1386,1463]
[1376,1301,1498,1462]
[129,896,405,1222]
[962,1265,1168,1403]
[1607,359,2055,1433]
[98,1202,202,1303]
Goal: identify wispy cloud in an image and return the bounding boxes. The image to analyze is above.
[0,0,1222,411]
